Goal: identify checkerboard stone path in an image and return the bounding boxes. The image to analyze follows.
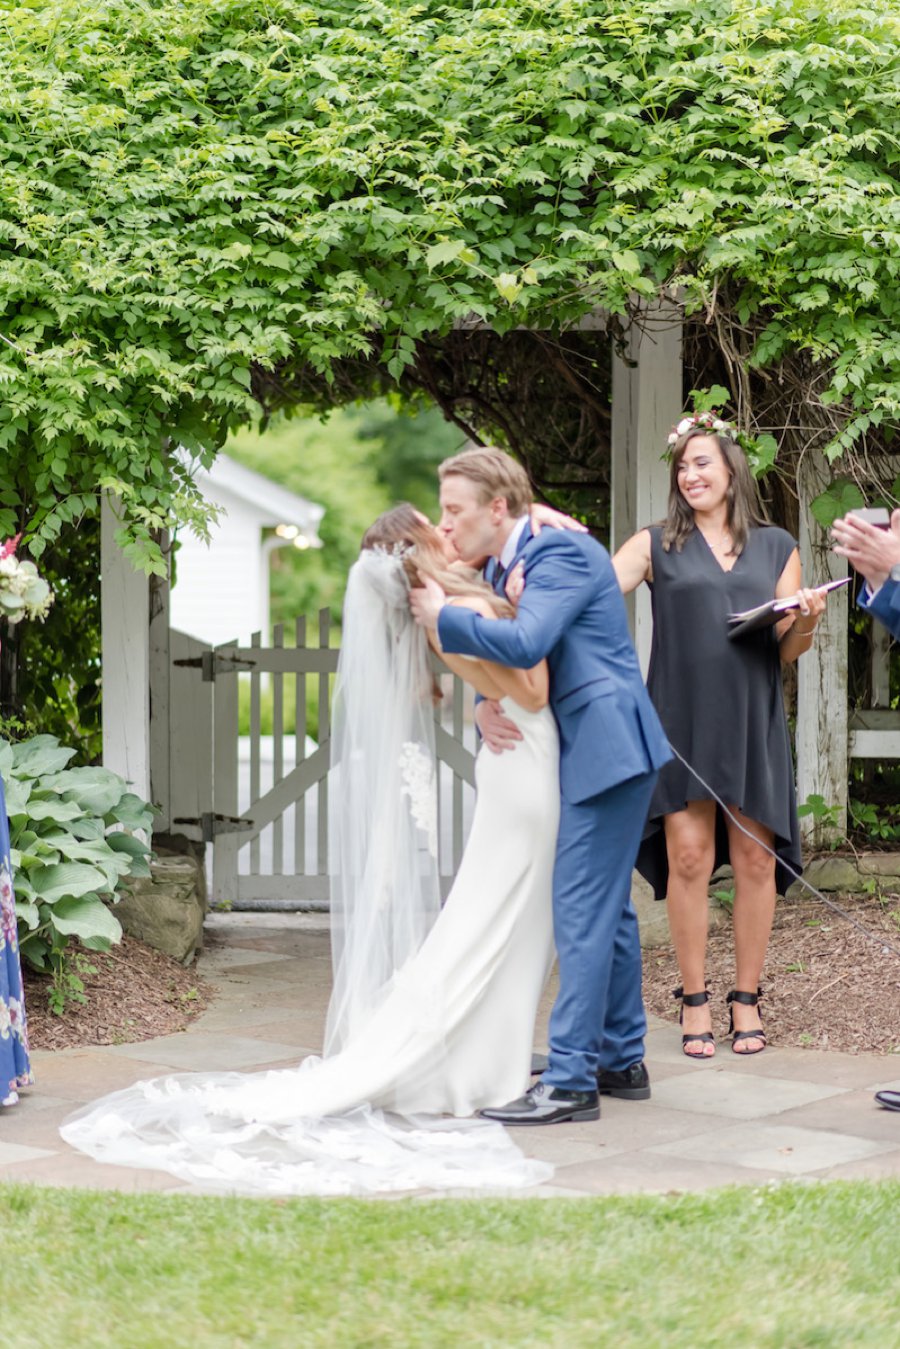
[3,912,899,1197]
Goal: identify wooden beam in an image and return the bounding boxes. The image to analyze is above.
[848,709,900,757]
[849,731,900,758]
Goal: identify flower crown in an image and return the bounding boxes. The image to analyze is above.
[666,411,737,448]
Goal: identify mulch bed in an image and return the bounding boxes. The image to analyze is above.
[24,935,213,1052]
[643,891,900,1055]
[22,893,900,1056]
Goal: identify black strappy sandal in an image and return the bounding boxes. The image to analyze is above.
[673,986,716,1059]
[727,988,767,1054]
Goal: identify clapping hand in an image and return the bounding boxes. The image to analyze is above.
[832,509,900,590]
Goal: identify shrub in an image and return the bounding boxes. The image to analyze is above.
[2,736,153,1004]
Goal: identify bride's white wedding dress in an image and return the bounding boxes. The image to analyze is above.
[60,698,560,1196]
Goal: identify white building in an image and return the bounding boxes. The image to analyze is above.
[169,453,324,646]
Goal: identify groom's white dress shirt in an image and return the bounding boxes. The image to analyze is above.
[496,515,530,574]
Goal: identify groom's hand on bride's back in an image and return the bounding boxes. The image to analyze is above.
[476,699,523,754]
[409,576,447,628]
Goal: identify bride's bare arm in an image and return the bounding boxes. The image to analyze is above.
[427,598,549,712]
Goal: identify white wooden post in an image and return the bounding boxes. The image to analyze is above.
[148,550,171,830]
[611,298,682,675]
[870,624,892,708]
[211,641,240,907]
[101,496,151,800]
[796,451,849,841]
[168,630,213,843]
[610,300,682,947]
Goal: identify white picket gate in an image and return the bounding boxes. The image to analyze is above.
[167,610,477,909]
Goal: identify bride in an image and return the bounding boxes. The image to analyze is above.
[61,505,561,1195]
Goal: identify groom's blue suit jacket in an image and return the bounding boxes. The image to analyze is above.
[860,577,900,641]
[439,526,672,803]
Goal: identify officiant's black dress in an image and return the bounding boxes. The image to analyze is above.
[636,524,802,901]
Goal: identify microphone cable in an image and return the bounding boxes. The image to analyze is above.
[666,741,900,964]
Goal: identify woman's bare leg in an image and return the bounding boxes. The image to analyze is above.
[664,801,717,1056]
[725,807,777,1052]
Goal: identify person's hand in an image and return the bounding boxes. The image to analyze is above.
[783,585,828,636]
[504,559,526,605]
[832,509,900,590]
[475,698,523,754]
[409,576,447,628]
[529,502,588,535]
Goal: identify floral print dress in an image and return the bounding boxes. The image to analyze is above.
[1,774,31,1106]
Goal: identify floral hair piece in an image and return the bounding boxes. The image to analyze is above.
[372,541,415,560]
[667,410,736,448]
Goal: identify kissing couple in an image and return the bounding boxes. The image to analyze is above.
[62,447,670,1195]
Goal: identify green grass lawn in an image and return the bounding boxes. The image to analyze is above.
[5,1180,898,1347]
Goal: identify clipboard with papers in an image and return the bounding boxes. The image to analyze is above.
[726,576,851,640]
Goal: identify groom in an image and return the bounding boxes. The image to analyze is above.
[410,447,672,1124]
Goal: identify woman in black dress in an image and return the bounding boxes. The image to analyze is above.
[613,415,827,1057]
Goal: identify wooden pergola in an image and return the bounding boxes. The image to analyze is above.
[100,297,872,851]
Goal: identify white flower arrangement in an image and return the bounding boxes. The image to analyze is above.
[0,536,53,623]
[667,410,735,448]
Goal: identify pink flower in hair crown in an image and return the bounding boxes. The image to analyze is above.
[667,411,734,448]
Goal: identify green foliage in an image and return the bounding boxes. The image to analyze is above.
[797,792,843,848]
[15,516,102,763]
[226,413,392,623]
[809,478,866,530]
[797,793,842,831]
[711,885,734,911]
[849,798,900,843]
[1,0,899,569]
[3,735,153,1003]
[353,399,464,517]
[47,950,97,1018]
[225,399,461,624]
[689,386,732,416]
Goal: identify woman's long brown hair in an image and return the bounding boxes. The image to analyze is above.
[661,429,768,555]
[361,504,514,617]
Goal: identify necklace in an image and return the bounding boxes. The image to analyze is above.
[699,526,732,554]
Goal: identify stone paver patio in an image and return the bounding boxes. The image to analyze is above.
[3,912,898,1197]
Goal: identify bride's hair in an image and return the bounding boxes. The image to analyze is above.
[361,504,514,618]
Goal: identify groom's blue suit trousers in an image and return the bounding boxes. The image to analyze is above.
[544,767,658,1092]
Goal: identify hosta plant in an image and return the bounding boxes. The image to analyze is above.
[1,736,153,1006]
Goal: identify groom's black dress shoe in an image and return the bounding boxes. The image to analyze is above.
[597,1061,651,1101]
[480,1082,600,1125]
[875,1090,900,1112]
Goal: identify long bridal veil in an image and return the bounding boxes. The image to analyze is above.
[59,547,552,1196]
[325,546,442,1057]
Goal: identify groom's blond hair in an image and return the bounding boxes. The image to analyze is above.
[438,447,533,517]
